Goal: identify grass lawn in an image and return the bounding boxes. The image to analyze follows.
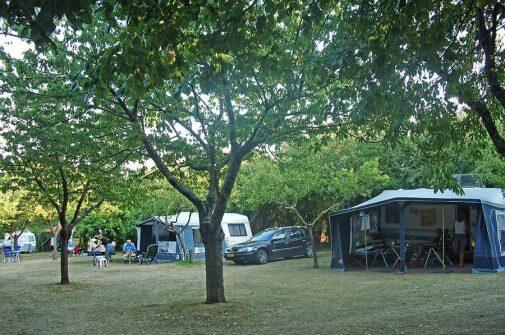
[0,251,504,335]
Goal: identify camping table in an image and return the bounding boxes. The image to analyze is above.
[423,244,453,268]
[391,242,419,269]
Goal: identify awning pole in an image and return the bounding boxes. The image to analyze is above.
[365,228,368,270]
[442,204,446,270]
[399,202,406,274]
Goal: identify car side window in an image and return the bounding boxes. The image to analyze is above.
[273,230,287,240]
[289,229,301,239]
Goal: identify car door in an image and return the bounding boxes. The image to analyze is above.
[287,228,305,256]
[270,230,289,258]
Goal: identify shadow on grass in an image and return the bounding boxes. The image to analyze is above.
[225,255,312,266]
[174,260,205,267]
[37,282,97,293]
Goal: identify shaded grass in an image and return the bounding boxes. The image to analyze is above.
[0,252,504,335]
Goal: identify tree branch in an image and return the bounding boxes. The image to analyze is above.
[69,180,91,226]
[283,200,308,226]
[476,5,505,109]
[70,199,104,229]
[107,86,204,210]
[465,98,505,157]
[58,166,69,220]
[33,176,61,216]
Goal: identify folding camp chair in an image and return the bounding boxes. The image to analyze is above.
[11,246,21,263]
[3,246,12,263]
[370,232,397,268]
[353,232,396,269]
[352,245,375,268]
[139,244,158,265]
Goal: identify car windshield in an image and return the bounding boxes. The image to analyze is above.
[249,230,277,242]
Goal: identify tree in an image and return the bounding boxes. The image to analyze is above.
[0,48,133,284]
[234,139,390,268]
[75,176,197,247]
[325,1,504,162]
[59,1,337,303]
[0,179,52,245]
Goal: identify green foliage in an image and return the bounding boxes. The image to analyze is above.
[321,1,504,179]
[0,45,136,231]
[74,177,196,245]
[74,203,132,244]
[0,178,52,235]
[0,0,96,44]
[232,138,390,229]
[474,147,505,189]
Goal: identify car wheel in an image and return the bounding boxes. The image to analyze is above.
[305,244,313,258]
[256,249,268,264]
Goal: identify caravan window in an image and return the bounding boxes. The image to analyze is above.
[159,231,177,242]
[193,229,202,245]
[228,224,247,237]
[385,203,399,223]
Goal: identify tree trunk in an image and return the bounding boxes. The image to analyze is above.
[199,213,226,304]
[178,233,189,262]
[307,225,319,269]
[59,226,70,284]
[467,98,505,158]
[13,235,20,247]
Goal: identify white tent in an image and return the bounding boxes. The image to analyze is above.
[330,188,505,273]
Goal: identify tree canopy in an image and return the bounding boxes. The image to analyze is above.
[0,0,503,303]
[0,44,135,283]
[324,1,504,161]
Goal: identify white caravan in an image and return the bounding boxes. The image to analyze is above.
[4,231,37,252]
[170,212,252,247]
[150,212,253,248]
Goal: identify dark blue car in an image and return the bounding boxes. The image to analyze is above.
[224,226,312,264]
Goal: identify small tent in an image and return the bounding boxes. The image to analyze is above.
[329,188,505,273]
[136,217,184,263]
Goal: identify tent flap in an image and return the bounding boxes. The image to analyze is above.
[473,203,505,273]
[330,215,345,272]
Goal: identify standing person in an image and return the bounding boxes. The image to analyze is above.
[50,234,56,260]
[99,234,114,263]
[454,214,470,267]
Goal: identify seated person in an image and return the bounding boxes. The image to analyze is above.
[68,240,74,253]
[90,245,101,256]
[122,240,136,264]
[87,237,97,253]
[73,244,81,256]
